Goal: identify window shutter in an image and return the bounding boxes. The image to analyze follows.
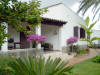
[80,28,85,38]
[74,26,78,37]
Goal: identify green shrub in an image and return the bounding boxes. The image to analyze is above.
[0,55,73,75]
[92,55,100,63]
[76,49,86,54]
[80,49,86,54]
[42,43,51,47]
[73,45,79,52]
[9,56,73,75]
[0,55,15,75]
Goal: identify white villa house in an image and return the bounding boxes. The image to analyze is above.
[1,3,89,51]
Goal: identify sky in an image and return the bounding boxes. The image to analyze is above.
[19,0,79,9]
[19,0,100,30]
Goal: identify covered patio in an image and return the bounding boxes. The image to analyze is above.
[41,17,66,50]
[1,17,66,51]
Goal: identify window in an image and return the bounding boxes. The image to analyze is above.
[74,26,78,38]
[80,28,85,38]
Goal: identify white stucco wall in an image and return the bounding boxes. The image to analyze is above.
[8,26,20,48]
[43,3,87,50]
[58,4,87,47]
[8,27,20,42]
[41,24,60,50]
[91,30,100,44]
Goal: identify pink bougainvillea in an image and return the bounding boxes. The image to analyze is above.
[27,34,46,43]
[67,37,78,44]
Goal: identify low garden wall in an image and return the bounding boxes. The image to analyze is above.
[0,48,44,58]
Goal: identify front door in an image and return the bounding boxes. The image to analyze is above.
[20,32,30,49]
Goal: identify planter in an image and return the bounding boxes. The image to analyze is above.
[42,43,53,51]
[86,49,90,54]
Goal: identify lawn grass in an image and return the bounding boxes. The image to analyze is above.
[72,59,100,75]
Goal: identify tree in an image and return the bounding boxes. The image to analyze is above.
[0,0,47,47]
[78,0,100,19]
[67,37,78,53]
[80,17,100,48]
[27,34,46,55]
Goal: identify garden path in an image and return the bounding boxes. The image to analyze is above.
[67,48,100,66]
[43,49,100,66]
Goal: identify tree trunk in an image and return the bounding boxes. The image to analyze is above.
[72,44,73,52]
[34,42,38,56]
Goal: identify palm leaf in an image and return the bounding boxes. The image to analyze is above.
[91,37,100,42]
[86,31,92,37]
[92,6,100,20]
[80,38,89,42]
[88,21,97,31]
[80,24,88,31]
[9,56,73,75]
[85,17,90,26]
[78,0,100,20]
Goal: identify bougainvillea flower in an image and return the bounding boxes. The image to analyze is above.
[27,34,46,43]
[67,37,78,44]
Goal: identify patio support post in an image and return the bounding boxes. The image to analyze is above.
[35,25,41,49]
[78,27,80,39]
[58,27,62,50]
[1,22,8,52]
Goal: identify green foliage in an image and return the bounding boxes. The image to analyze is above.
[0,55,73,75]
[80,17,100,48]
[0,25,9,47]
[9,56,73,75]
[0,0,47,45]
[76,49,86,54]
[42,43,51,47]
[73,58,100,75]
[0,0,47,33]
[92,55,100,63]
[91,37,100,42]
[80,49,86,54]
[0,55,15,75]
[78,0,100,19]
[85,17,89,26]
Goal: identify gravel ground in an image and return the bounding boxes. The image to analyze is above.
[43,51,74,61]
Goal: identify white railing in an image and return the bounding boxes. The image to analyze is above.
[0,48,43,58]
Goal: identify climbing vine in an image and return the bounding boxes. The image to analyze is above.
[0,0,47,46]
[0,25,9,47]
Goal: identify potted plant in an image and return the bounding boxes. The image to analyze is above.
[27,34,46,56]
[42,43,53,51]
[67,37,78,55]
